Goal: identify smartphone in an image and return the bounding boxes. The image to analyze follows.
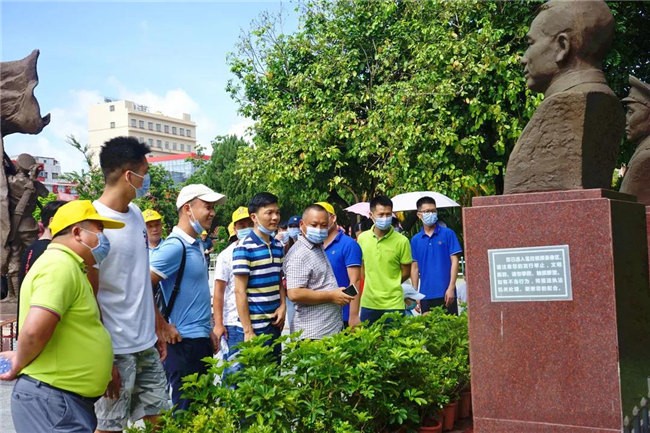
[343,284,358,297]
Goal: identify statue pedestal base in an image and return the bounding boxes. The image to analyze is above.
[463,189,650,432]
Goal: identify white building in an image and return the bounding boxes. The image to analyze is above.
[10,155,77,197]
[88,99,197,166]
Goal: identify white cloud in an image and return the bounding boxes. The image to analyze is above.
[226,117,255,142]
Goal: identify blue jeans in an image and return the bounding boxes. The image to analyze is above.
[223,324,282,384]
[360,307,405,326]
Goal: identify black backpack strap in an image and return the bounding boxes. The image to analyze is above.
[163,237,187,322]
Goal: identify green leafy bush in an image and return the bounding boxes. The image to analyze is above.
[128,309,469,433]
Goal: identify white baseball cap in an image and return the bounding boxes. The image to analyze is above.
[402,283,425,300]
[176,184,227,209]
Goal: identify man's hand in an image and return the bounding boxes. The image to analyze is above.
[444,287,456,307]
[415,299,422,313]
[331,288,354,306]
[104,364,122,400]
[0,351,19,381]
[160,322,182,344]
[156,338,167,362]
[210,330,220,354]
[213,324,227,341]
[244,329,256,342]
[272,303,286,328]
[348,315,361,329]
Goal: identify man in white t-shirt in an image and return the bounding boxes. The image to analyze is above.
[213,206,253,370]
[91,136,172,433]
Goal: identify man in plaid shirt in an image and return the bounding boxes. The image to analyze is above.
[283,204,353,339]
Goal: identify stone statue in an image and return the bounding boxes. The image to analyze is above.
[504,0,625,194]
[620,76,650,206]
[1,50,50,301]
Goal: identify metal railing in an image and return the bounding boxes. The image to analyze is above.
[0,318,17,351]
[624,378,650,433]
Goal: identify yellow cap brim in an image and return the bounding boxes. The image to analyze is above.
[90,216,125,230]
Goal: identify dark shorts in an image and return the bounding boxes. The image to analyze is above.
[421,297,458,316]
[360,307,406,326]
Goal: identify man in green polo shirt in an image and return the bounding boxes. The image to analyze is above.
[357,195,412,325]
[0,200,123,433]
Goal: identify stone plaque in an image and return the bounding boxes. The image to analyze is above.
[488,245,572,302]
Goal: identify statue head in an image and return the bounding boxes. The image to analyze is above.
[15,153,39,174]
[622,76,650,144]
[0,50,50,137]
[521,0,615,94]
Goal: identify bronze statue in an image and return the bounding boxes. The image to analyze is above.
[504,0,625,194]
[620,76,650,206]
[1,50,50,301]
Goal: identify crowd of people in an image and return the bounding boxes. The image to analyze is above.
[0,136,463,433]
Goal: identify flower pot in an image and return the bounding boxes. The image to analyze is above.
[454,399,461,422]
[419,418,443,433]
[459,391,472,418]
[442,401,457,431]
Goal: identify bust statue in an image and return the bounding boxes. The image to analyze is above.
[504,0,625,194]
[619,76,650,205]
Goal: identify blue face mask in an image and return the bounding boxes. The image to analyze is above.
[257,223,275,237]
[287,227,301,240]
[374,216,392,230]
[81,228,111,265]
[405,299,418,311]
[128,171,150,198]
[422,212,438,226]
[188,206,204,236]
[236,227,252,241]
[305,226,328,244]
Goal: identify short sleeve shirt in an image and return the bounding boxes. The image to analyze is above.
[358,226,412,310]
[19,244,113,397]
[324,229,362,321]
[284,235,343,339]
[232,230,284,330]
[410,224,462,300]
[214,241,239,327]
[150,227,212,339]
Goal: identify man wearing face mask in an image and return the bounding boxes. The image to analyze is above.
[410,196,462,315]
[150,184,226,411]
[317,201,363,328]
[232,192,286,365]
[92,137,171,433]
[0,200,123,433]
[357,195,412,325]
[213,206,253,373]
[283,204,353,339]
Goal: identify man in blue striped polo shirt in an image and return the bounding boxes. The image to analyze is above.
[232,192,285,363]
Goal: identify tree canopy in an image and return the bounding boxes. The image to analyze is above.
[227,0,650,211]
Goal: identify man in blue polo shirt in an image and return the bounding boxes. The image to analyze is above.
[410,196,462,315]
[150,184,226,411]
[318,201,363,328]
[232,192,285,364]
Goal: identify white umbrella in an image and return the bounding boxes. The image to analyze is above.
[391,191,460,212]
[344,202,370,218]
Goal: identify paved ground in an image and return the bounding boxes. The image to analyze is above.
[0,379,15,433]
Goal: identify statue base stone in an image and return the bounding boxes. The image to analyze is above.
[463,189,650,432]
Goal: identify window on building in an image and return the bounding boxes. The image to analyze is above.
[148,139,154,147]
[164,125,169,133]
[156,123,161,132]
[109,105,115,112]
[131,119,136,127]
[187,145,192,152]
[110,122,115,129]
[173,142,177,150]
[186,129,192,137]
[41,172,48,178]
[165,141,170,149]
[157,140,162,148]
[51,173,58,180]
[180,128,185,136]
[139,120,144,129]
[140,137,145,143]
[180,143,185,151]
[148,122,153,130]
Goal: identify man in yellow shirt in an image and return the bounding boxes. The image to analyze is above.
[0,200,124,433]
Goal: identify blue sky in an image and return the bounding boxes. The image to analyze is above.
[1,1,299,173]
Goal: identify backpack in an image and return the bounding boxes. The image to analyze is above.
[153,237,187,322]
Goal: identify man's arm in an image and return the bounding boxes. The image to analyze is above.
[234,273,255,341]
[213,279,227,341]
[401,263,411,283]
[87,266,99,296]
[410,261,419,289]
[0,307,58,380]
[444,254,460,307]
[346,266,362,327]
[150,270,181,348]
[287,287,353,306]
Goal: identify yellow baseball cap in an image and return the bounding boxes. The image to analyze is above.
[228,222,235,238]
[50,200,125,236]
[316,201,335,215]
[142,209,162,223]
[232,206,250,224]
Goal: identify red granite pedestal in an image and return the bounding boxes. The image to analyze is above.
[463,189,650,433]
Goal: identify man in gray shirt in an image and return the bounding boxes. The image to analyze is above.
[283,204,353,339]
